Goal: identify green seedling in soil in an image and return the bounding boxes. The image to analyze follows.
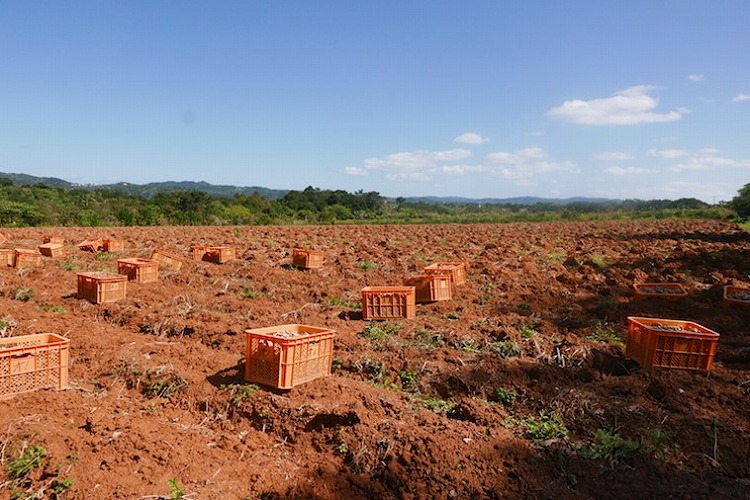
[360,322,400,350]
[327,296,360,310]
[519,324,537,339]
[358,260,375,270]
[446,312,460,321]
[240,287,265,299]
[420,398,457,414]
[522,411,568,440]
[413,328,446,349]
[7,444,47,479]
[223,383,260,406]
[59,262,78,271]
[167,478,185,499]
[36,304,64,313]
[580,428,645,465]
[93,251,111,261]
[11,287,34,302]
[398,370,419,392]
[589,253,611,269]
[454,337,480,353]
[486,340,522,358]
[586,321,624,347]
[491,387,517,407]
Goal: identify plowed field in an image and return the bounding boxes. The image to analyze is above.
[1,220,749,499]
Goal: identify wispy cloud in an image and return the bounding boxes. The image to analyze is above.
[648,149,688,159]
[345,146,577,185]
[593,151,634,161]
[454,132,489,145]
[548,85,683,125]
[688,73,704,81]
[732,93,750,102]
[604,166,657,175]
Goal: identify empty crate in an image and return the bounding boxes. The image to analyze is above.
[245,324,335,390]
[117,258,159,283]
[403,274,454,303]
[424,262,467,286]
[0,333,70,400]
[193,246,235,263]
[39,242,65,258]
[103,238,124,252]
[626,316,719,371]
[292,249,325,269]
[77,272,127,304]
[633,283,687,300]
[0,249,14,266]
[361,286,416,320]
[78,239,104,252]
[14,248,41,268]
[151,249,183,270]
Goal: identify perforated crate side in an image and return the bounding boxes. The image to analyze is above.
[103,239,124,252]
[205,246,236,264]
[404,275,454,303]
[117,258,159,283]
[424,262,467,286]
[151,249,183,270]
[14,249,41,268]
[77,273,127,304]
[39,243,65,258]
[0,333,70,400]
[361,286,416,320]
[626,317,719,371]
[245,325,335,389]
[292,249,325,269]
[0,249,14,267]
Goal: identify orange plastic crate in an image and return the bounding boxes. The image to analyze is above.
[151,249,183,270]
[39,242,65,258]
[424,262,467,286]
[723,285,750,306]
[633,283,687,300]
[78,239,104,252]
[14,248,41,268]
[77,272,127,304]
[0,249,14,266]
[0,333,70,400]
[117,258,159,283]
[361,286,416,320]
[103,238,124,252]
[292,248,325,269]
[245,324,335,390]
[626,316,719,371]
[43,236,65,244]
[205,246,236,264]
[403,274,454,303]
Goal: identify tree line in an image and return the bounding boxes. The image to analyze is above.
[0,177,741,227]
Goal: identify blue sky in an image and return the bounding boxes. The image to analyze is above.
[1,2,748,202]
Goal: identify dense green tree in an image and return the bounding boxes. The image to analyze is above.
[728,183,750,217]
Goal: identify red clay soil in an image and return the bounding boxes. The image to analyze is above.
[0,220,749,499]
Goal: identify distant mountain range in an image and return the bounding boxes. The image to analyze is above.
[0,171,617,205]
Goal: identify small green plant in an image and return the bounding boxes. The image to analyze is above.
[491,387,517,407]
[413,250,426,260]
[11,287,34,302]
[93,251,111,261]
[7,444,47,479]
[589,253,611,269]
[413,328,446,349]
[167,478,185,499]
[59,262,78,271]
[454,337,480,353]
[240,287,265,299]
[586,321,624,347]
[360,322,400,350]
[53,477,75,495]
[519,324,537,339]
[358,260,375,270]
[540,249,566,266]
[36,304,65,313]
[224,383,260,406]
[581,428,644,464]
[487,340,522,358]
[421,398,457,414]
[327,296,360,309]
[522,411,568,440]
[446,312,460,321]
[597,296,618,313]
[398,370,419,392]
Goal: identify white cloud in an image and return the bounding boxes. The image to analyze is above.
[344,166,369,176]
[454,132,489,145]
[688,74,704,81]
[486,147,579,182]
[345,146,577,186]
[593,151,634,161]
[732,93,750,102]
[604,166,657,175]
[548,85,683,125]
[648,148,688,159]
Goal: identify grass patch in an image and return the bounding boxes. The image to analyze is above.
[486,340,522,358]
[586,321,625,347]
[522,411,568,440]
